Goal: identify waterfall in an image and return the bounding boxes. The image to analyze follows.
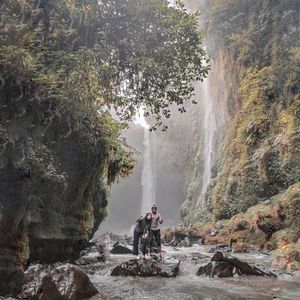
[134,107,156,215]
[36,0,42,9]
[196,72,216,208]
[20,0,25,24]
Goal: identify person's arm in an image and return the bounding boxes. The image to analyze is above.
[136,216,144,222]
[159,213,163,224]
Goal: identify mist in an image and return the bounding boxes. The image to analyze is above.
[99,119,185,234]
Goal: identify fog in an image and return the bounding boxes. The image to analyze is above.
[99,120,185,234]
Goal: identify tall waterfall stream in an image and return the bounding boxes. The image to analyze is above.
[196,72,216,208]
[134,107,156,215]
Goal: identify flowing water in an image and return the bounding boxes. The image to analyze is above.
[134,108,156,215]
[196,73,216,208]
[19,0,25,24]
[89,245,300,300]
[36,0,42,9]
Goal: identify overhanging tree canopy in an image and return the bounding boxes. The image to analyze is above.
[0,0,209,129]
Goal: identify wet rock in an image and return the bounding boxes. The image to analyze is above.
[31,274,62,300]
[76,244,105,265]
[18,263,99,299]
[197,260,236,277]
[196,251,276,278]
[110,242,133,254]
[92,233,118,249]
[76,244,106,276]
[198,237,206,245]
[76,250,103,265]
[210,228,219,236]
[0,265,24,297]
[93,232,133,247]
[121,235,133,246]
[0,94,113,294]
[105,233,122,244]
[209,244,232,253]
[189,252,210,261]
[178,237,192,247]
[111,257,180,277]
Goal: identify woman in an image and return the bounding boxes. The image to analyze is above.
[133,212,152,259]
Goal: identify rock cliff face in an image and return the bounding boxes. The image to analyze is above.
[181,0,300,270]
[0,97,115,295]
[182,0,300,221]
[204,0,300,221]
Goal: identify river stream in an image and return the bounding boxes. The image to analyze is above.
[89,244,300,300]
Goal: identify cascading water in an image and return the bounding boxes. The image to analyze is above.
[196,70,216,208]
[134,107,156,215]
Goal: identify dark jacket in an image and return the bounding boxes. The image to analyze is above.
[134,216,151,234]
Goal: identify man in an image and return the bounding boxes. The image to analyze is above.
[149,204,163,259]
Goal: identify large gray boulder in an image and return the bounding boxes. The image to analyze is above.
[18,263,99,300]
[111,257,180,277]
[196,251,276,278]
[110,240,133,254]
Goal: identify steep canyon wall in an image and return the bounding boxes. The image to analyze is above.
[0,96,114,295]
[181,0,300,269]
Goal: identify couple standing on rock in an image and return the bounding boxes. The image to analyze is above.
[133,204,163,259]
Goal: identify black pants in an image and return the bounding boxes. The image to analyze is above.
[133,230,145,255]
[150,229,161,249]
[133,230,141,255]
[140,236,150,255]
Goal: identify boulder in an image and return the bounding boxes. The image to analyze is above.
[111,243,133,255]
[178,237,192,247]
[121,235,134,246]
[197,261,236,277]
[0,265,24,297]
[209,244,232,253]
[76,244,105,265]
[111,257,180,277]
[189,252,210,261]
[18,263,99,300]
[196,251,276,278]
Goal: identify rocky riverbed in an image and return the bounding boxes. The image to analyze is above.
[2,236,300,300]
[86,241,300,300]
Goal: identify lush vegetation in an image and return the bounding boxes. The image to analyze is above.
[180,0,299,270]
[206,0,300,220]
[0,0,209,129]
[181,0,299,222]
[0,0,210,192]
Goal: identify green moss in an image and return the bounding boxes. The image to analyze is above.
[181,0,300,270]
[80,200,95,239]
[192,184,298,264]
[11,228,29,267]
[207,17,300,220]
[180,141,204,221]
[275,241,300,271]
[101,206,109,219]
